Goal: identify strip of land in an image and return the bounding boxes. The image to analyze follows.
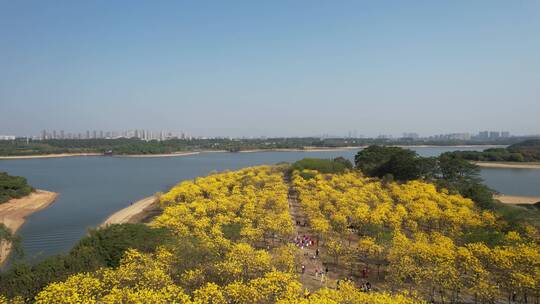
[113,152,200,158]
[0,190,58,265]
[495,194,540,205]
[0,153,102,160]
[474,161,540,169]
[1,145,516,160]
[239,146,363,153]
[100,195,158,227]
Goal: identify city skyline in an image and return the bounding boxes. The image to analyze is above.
[1,128,525,141]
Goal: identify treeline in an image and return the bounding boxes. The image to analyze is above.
[446,139,540,162]
[0,138,331,155]
[0,224,173,300]
[0,172,33,204]
[354,146,495,209]
[0,136,532,156]
[287,148,493,210]
[292,152,539,228]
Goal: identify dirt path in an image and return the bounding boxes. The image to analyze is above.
[100,195,158,227]
[286,177,333,292]
[0,190,58,265]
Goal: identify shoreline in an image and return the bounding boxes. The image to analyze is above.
[100,195,158,227]
[0,145,506,160]
[474,161,540,169]
[393,144,505,148]
[0,153,102,160]
[237,146,362,153]
[495,194,540,205]
[0,190,58,266]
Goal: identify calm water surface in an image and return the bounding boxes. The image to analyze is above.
[1,146,537,263]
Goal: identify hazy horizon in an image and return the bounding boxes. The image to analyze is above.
[1,1,539,137]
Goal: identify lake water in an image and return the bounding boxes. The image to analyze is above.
[1,146,538,263]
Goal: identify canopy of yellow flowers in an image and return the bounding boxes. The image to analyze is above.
[6,165,537,303]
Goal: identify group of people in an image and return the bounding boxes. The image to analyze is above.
[294,234,317,249]
[291,217,377,294]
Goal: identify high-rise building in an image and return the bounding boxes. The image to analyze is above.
[402,132,419,139]
[489,131,500,139]
[501,131,510,138]
[478,131,489,139]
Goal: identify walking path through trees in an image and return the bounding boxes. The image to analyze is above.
[286,176,337,292]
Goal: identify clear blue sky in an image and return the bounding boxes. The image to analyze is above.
[1,1,539,137]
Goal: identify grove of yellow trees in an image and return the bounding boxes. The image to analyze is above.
[11,166,425,304]
[292,170,539,303]
[7,165,538,303]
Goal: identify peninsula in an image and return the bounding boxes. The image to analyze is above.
[0,190,58,265]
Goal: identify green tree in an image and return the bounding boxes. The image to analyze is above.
[0,224,172,299]
[437,153,494,209]
[355,145,406,176]
[355,146,424,181]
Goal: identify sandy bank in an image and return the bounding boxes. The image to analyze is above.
[474,161,540,169]
[0,190,58,265]
[495,194,540,205]
[113,152,200,158]
[100,195,158,227]
[0,153,102,160]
